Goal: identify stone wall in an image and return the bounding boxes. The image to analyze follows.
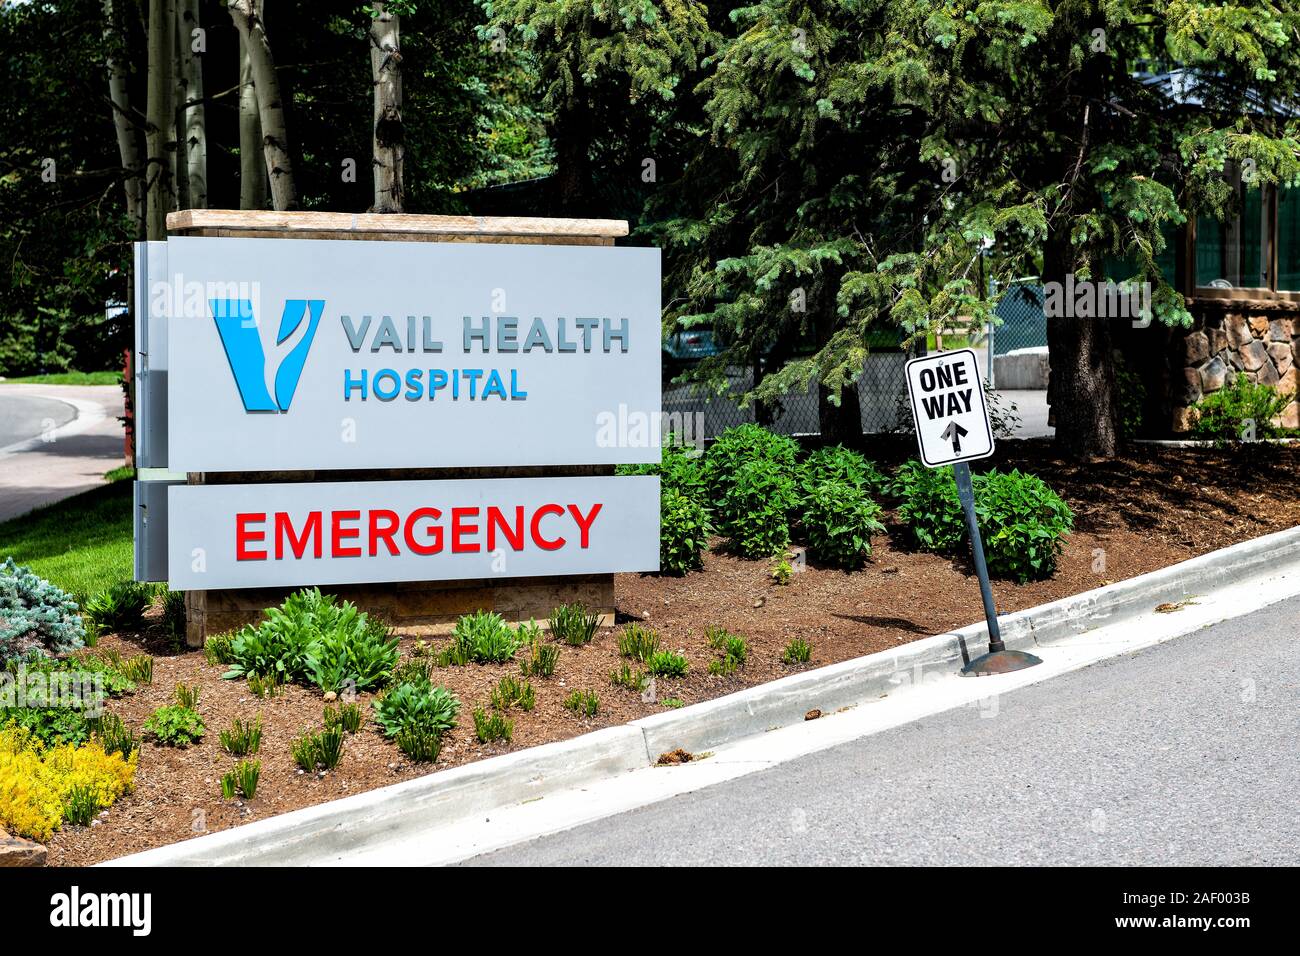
[1172,313,1299,433]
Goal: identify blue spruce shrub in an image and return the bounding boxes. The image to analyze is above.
[0,558,84,663]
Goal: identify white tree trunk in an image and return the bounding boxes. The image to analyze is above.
[178,0,207,208]
[229,0,297,210]
[238,35,268,209]
[172,7,186,209]
[370,3,403,212]
[145,0,176,239]
[103,0,143,236]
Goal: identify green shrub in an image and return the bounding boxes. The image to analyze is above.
[549,603,598,646]
[563,689,599,718]
[118,654,153,686]
[143,705,204,747]
[314,727,345,770]
[798,446,889,500]
[770,556,793,585]
[83,580,152,636]
[647,650,688,678]
[660,697,685,709]
[439,610,521,665]
[659,487,713,575]
[473,707,513,743]
[617,437,708,504]
[617,623,660,662]
[489,675,535,712]
[373,679,460,738]
[219,716,262,757]
[1,706,91,747]
[800,480,886,569]
[973,469,1074,582]
[610,664,648,691]
[323,702,362,734]
[292,731,322,771]
[894,462,1074,582]
[704,424,799,507]
[248,672,281,699]
[1192,373,1294,441]
[719,460,797,558]
[705,625,747,676]
[519,636,559,678]
[223,588,397,693]
[892,462,966,552]
[0,558,84,663]
[781,637,813,665]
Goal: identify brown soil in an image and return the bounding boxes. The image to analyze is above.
[46,444,1300,865]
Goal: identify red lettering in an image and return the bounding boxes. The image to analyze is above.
[487,506,525,551]
[404,507,443,555]
[530,503,566,551]
[452,507,481,553]
[331,510,362,558]
[275,511,322,559]
[236,513,267,561]
[369,509,400,556]
[567,503,602,549]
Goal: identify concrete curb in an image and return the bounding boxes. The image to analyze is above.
[104,524,1300,866]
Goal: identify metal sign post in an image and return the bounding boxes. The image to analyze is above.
[904,348,1041,677]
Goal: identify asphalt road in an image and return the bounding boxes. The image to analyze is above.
[463,595,1300,866]
[0,392,76,448]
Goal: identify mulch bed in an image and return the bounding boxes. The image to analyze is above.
[46,443,1300,865]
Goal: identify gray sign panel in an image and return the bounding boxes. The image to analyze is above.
[163,237,661,471]
[167,475,660,590]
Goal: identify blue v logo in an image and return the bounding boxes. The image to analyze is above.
[210,299,324,412]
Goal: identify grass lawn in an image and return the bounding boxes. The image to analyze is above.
[0,370,120,386]
[0,479,133,600]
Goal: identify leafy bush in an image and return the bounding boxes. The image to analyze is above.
[798,446,889,500]
[660,487,713,575]
[704,424,799,508]
[223,588,397,693]
[489,675,535,712]
[617,437,708,505]
[719,460,798,558]
[647,650,689,678]
[519,636,559,678]
[0,727,137,841]
[973,470,1074,582]
[563,689,599,718]
[800,480,886,569]
[549,603,598,646]
[0,558,84,663]
[1,706,91,747]
[63,784,100,827]
[439,610,521,665]
[473,707,513,743]
[892,462,967,552]
[117,654,153,686]
[219,717,262,757]
[770,555,793,585]
[204,633,235,667]
[894,462,1074,582]
[781,637,813,665]
[373,678,460,738]
[143,705,205,747]
[83,580,152,636]
[617,623,660,662]
[1192,373,1295,441]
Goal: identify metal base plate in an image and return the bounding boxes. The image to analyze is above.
[960,648,1043,677]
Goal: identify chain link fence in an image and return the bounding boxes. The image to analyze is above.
[990,278,1048,356]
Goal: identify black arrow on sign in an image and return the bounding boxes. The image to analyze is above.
[940,420,968,453]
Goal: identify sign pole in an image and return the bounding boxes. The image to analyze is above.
[953,461,1042,676]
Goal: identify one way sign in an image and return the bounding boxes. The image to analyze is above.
[905,348,994,467]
